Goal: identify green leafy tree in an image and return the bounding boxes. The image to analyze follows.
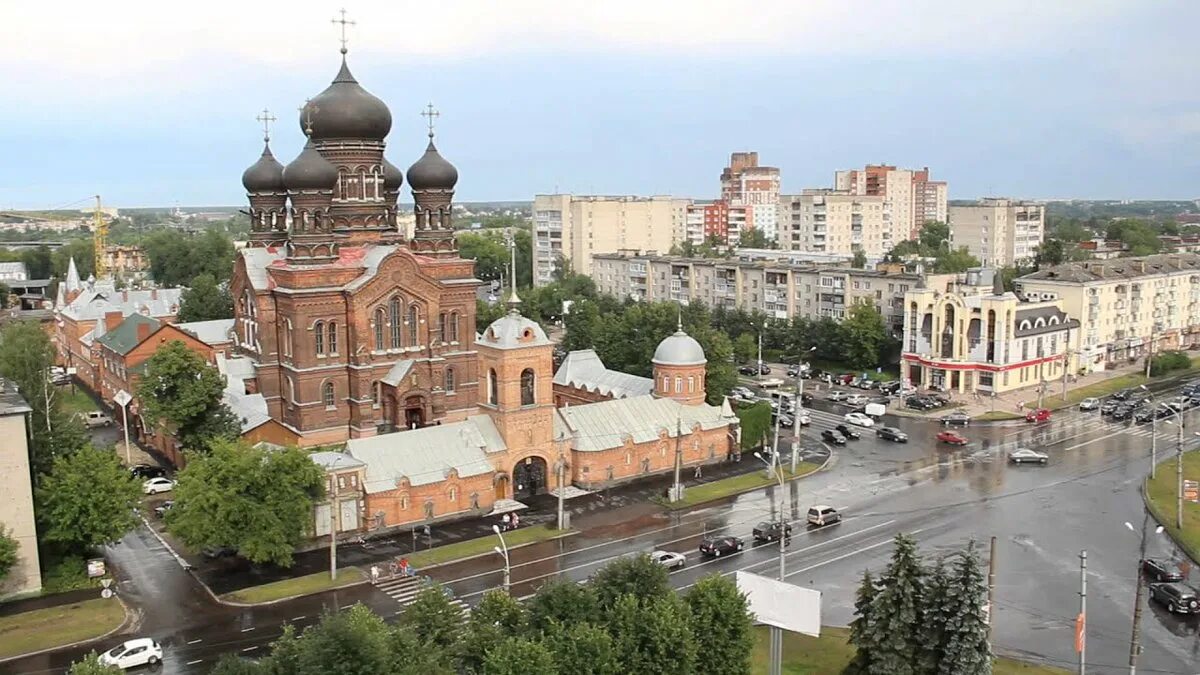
[178,272,233,322]
[36,447,141,555]
[477,299,506,328]
[845,570,878,675]
[562,299,603,352]
[1033,239,1067,267]
[684,574,754,675]
[53,239,95,279]
[0,524,17,581]
[841,303,888,370]
[851,249,868,269]
[590,553,670,611]
[165,439,324,567]
[136,340,239,452]
[21,245,54,279]
[608,593,697,675]
[864,534,926,675]
[543,622,620,675]
[399,585,467,652]
[527,577,602,631]
[457,231,509,285]
[67,652,122,674]
[291,605,394,675]
[739,227,773,249]
[917,221,950,251]
[482,636,556,675]
[937,542,992,675]
[933,246,981,274]
[143,229,235,286]
[209,654,266,675]
[735,401,771,451]
[456,590,529,673]
[732,332,758,364]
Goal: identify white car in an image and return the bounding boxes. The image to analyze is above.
[731,387,755,401]
[143,477,175,495]
[1078,397,1100,411]
[796,413,811,427]
[649,550,686,570]
[845,394,869,406]
[827,391,848,402]
[1008,448,1049,464]
[81,411,114,428]
[844,412,875,428]
[100,638,163,669]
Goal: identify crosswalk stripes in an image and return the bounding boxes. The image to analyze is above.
[373,575,471,616]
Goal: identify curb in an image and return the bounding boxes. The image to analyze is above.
[0,596,132,665]
[216,572,371,607]
[1141,477,1200,566]
[657,445,835,512]
[415,529,581,572]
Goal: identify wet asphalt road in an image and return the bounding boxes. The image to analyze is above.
[6,394,1200,674]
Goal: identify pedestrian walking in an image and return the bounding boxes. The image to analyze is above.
[370,565,380,584]
[511,512,520,529]
[501,512,511,531]
[694,464,703,479]
[399,557,410,577]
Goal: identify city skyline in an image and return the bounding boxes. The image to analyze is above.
[2,1,1198,208]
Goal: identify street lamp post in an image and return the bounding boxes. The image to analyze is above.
[1124,518,1165,675]
[1137,386,1157,479]
[754,450,787,675]
[492,524,511,594]
[793,347,816,474]
[1162,406,1186,530]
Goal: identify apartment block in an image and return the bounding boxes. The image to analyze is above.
[720,152,780,241]
[835,164,947,239]
[592,251,934,333]
[949,198,1045,267]
[779,190,892,258]
[532,195,688,285]
[1016,253,1200,373]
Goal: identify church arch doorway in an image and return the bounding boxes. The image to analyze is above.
[403,396,426,429]
[494,474,509,500]
[512,456,548,499]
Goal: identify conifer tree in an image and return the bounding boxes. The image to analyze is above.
[919,556,951,673]
[845,569,877,675]
[938,541,993,675]
[864,533,925,675]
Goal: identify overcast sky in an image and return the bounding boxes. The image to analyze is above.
[2,1,1197,209]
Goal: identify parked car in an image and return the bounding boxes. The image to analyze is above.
[936,430,968,446]
[1166,396,1189,411]
[81,411,114,428]
[1008,448,1049,464]
[845,394,869,406]
[772,413,794,428]
[906,396,936,411]
[940,411,971,426]
[828,391,848,402]
[1111,388,1133,401]
[876,426,909,442]
[1148,583,1200,614]
[699,536,744,557]
[800,392,814,405]
[821,429,847,445]
[1025,408,1052,423]
[753,521,794,542]
[731,386,755,400]
[844,412,875,428]
[142,477,175,495]
[738,365,758,376]
[1078,397,1101,411]
[786,365,802,377]
[129,464,167,479]
[807,505,842,527]
[202,546,237,560]
[795,413,811,427]
[834,424,860,440]
[153,500,175,518]
[1142,558,1185,583]
[649,550,687,570]
[100,638,163,669]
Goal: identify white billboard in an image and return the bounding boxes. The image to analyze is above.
[735,571,821,637]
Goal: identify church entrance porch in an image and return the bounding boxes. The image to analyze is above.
[403,396,426,429]
[512,456,548,499]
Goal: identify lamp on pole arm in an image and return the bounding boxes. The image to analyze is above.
[1123,518,1166,675]
[754,449,787,675]
[792,346,816,474]
[492,524,510,594]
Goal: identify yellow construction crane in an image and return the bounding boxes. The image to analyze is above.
[93,195,108,279]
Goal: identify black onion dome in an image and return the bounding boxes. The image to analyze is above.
[283,140,338,191]
[302,58,392,141]
[382,157,404,191]
[407,141,459,190]
[241,144,286,192]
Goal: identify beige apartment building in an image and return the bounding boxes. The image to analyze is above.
[1016,253,1200,372]
[779,190,892,258]
[592,252,937,334]
[835,165,947,239]
[949,198,1045,267]
[0,380,39,598]
[532,195,688,285]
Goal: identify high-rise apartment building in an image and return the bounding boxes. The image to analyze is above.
[949,198,1045,267]
[778,190,891,258]
[532,195,688,285]
[834,164,947,239]
[720,152,780,242]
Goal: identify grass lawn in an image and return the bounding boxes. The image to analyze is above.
[1145,452,1200,563]
[1039,372,1148,410]
[974,410,1024,421]
[408,524,570,569]
[751,625,1069,675]
[220,566,366,604]
[0,598,126,659]
[58,388,98,416]
[661,463,821,510]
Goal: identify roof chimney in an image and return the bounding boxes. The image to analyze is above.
[136,320,153,343]
[104,310,124,331]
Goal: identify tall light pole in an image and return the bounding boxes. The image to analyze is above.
[555,451,567,529]
[492,524,511,594]
[792,346,816,474]
[1137,385,1157,479]
[754,450,787,675]
[1124,518,1165,675]
[1164,408,1186,529]
[114,389,133,466]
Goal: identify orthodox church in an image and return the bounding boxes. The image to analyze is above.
[230,43,737,531]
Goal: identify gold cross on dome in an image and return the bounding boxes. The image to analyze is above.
[255,108,276,142]
[421,102,440,139]
[331,8,356,54]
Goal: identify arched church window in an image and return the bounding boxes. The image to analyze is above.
[407,304,419,345]
[389,297,402,348]
[314,321,325,354]
[372,381,381,407]
[488,369,498,405]
[661,376,669,392]
[374,308,385,350]
[521,369,536,406]
[448,487,457,503]
[674,376,682,393]
[439,312,447,343]
[688,376,695,393]
[322,382,335,408]
[327,322,338,355]
[286,376,297,406]
[445,368,456,393]
[450,312,460,342]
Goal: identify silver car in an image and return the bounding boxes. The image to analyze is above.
[1008,448,1048,464]
[649,550,686,570]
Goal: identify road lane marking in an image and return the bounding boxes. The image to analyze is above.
[290,615,306,621]
[240,627,255,632]
[241,646,258,653]
[186,660,203,665]
[186,639,201,644]
[783,534,904,579]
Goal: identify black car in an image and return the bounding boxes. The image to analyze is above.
[752,521,794,542]
[940,412,971,426]
[1134,409,1157,425]
[1129,395,1151,409]
[129,464,167,479]
[835,424,861,440]
[1111,405,1134,422]
[1148,582,1200,614]
[1156,406,1175,420]
[772,413,794,428]
[1111,388,1133,401]
[906,397,935,411]
[202,546,238,560]
[800,392,814,405]
[1100,399,1121,416]
[820,429,847,445]
[699,536,744,557]
[738,365,758,376]
[876,426,909,442]
[1142,558,1185,583]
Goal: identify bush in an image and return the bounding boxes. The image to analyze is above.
[40,555,101,594]
[1149,350,1191,377]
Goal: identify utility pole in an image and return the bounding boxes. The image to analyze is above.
[1078,550,1087,675]
[1128,521,1148,675]
[1150,412,1158,480]
[328,456,343,581]
[671,412,683,502]
[987,536,997,642]
[555,451,566,530]
[1061,348,1071,398]
[757,332,764,384]
[1177,419,1185,530]
[1038,379,1046,410]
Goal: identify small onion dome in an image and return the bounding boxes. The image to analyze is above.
[282,140,338,191]
[382,157,404,192]
[407,140,459,190]
[652,329,707,366]
[302,58,392,141]
[241,144,285,192]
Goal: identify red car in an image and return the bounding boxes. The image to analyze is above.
[1025,408,1052,423]
[936,430,968,446]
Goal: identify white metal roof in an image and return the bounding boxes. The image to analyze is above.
[347,415,507,492]
[553,349,652,399]
[554,394,734,453]
[176,318,235,345]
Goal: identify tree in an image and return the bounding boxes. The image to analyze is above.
[608,593,697,675]
[482,636,556,675]
[589,553,670,611]
[543,622,620,675]
[527,577,602,631]
[456,590,528,673]
[53,239,95,280]
[1033,239,1067,267]
[864,534,926,675]
[732,332,757,364]
[136,340,239,452]
[290,605,394,675]
[399,585,466,652]
[165,439,324,567]
[933,246,981,274]
[684,574,754,675]
[36,447,141,555]
[457,232,509,285]
[0,524,18,582]
[177,272,233,322]
[67,652,122,674]
[937,542,992,675]
[735,401,771,451]
[739,227,773,249]
[21,245,53,279]
[209,654,266,675]
[917,221,950,251]
[852,249,868,269]
[919,557,950,674]
[841,303,888,370]
[845,570,878,675]
[142,229,235,286]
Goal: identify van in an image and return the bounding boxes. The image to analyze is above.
[82,411,114,428]
[769,391,796,407]
[807,505,842,527]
